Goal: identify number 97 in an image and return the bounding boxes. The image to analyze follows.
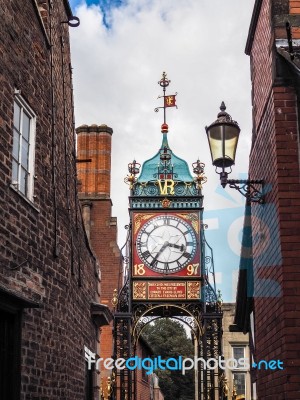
[186,263,199,275]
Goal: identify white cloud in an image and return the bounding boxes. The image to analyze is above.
[70,0,255,299]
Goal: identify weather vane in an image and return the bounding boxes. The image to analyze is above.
[154,72,178,129]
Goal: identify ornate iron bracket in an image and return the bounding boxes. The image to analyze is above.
[220,172,264,204]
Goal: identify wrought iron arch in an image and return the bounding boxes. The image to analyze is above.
[132,303,204,347]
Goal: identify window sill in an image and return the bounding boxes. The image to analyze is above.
[9,184,40,213]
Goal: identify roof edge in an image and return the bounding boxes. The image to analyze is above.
[245,0,263,55]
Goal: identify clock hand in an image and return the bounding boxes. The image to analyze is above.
[151,241,169,262]
[168,243,185,251]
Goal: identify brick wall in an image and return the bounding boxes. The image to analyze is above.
[247,0,300,398]
[76,124,122,391]
[290,1,300,38]
[250,0,273,132]
[0,1,101,399]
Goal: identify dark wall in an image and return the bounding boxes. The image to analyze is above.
[0,1,100,398]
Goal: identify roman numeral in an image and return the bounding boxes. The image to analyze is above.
[151,260,158,268]
[163,218,170,225]
[182,252,191,259]
[142,251,151,259]
[164,263,169,271]
[186,242,194,247]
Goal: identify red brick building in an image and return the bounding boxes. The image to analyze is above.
[76,124,122,397]
[235,0,300,398]
[0,1,111,399]
[135,337,164,400]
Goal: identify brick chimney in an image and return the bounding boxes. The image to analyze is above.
[76,122,121,301]
[76,124,113,198]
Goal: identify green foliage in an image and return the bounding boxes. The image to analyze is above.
[142,318,194,400]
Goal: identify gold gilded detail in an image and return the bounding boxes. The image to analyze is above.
[161,198,171,208]
[133,282,147,299]
[187,282,201,299]
[177,213,199,234]
[134,213,155,234]
[111,288,118,307]
[157,179,175,195]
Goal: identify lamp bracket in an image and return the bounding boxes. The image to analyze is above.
[227,178,264,204]
[220,172,264,203]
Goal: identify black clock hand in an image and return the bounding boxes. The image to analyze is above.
[151,241,169,262]
[168,243,185,251]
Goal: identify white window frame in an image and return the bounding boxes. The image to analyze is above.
[231,343,250,372]
[231,344,246,360]
[12,92,36,201]
[233,371,246,398]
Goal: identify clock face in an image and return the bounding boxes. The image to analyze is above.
[136,214,197,274]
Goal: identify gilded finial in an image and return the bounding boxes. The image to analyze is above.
[124,160,140,190]
[111,288,118,307]
[192,159,207,190]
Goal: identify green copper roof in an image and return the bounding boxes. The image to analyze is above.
[137,133,194,183]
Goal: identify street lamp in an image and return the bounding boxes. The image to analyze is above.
[206,102,264,204]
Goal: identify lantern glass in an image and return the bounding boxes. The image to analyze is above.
[206,122,240,169]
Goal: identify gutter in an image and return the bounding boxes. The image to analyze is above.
[245,0,263,55]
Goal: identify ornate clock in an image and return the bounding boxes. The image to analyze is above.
[133,212,200,278]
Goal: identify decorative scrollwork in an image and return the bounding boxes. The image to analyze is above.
[133,282,146,300]
[117,278,130,312]
[204,283,218,305]
[133,213,155,234]
[133,184,142,196]
[227,179,264,204]
[174,183,186,195]
[205,255,212,264]
[187,281,200,299]
[134,181,148,196]
[134,315,160,340]
[123,256,129,264]
[177,212,199,234]
[145,184,159,196]
[188,184,199,196]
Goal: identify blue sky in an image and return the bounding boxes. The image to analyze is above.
[70,0,121,7]
[70,0,124,26]
[69,0,255,301]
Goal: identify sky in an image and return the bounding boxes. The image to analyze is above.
[69,0,255,301]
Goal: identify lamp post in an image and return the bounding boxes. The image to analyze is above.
[206,102,264,204]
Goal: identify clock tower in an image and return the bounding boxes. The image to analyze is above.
[113,73,223,400]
